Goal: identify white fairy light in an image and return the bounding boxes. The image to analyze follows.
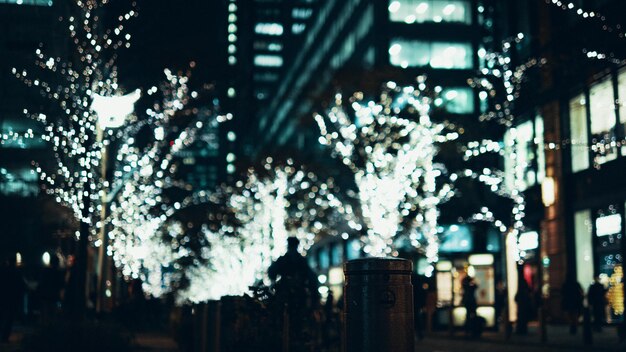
[316,83,456,261]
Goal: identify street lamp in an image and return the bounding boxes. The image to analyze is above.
[92,89,141,129]
[90,88,141,313]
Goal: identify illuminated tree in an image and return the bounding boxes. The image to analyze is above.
[1,0,139,314]
[107,68,225,296]
[315,82,459,261]
[175,160,355,303]
[5,0,139,234]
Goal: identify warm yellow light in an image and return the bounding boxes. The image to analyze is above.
[541,176,556,207]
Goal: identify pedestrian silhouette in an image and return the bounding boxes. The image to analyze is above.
[412,273,426,340]
[587,276,607,332]
[267,237,320,350]
[561,275,584,335]
[0,257,25,342]
[461,272,481,336]
[268,237,320,307]
[515,278,532,334]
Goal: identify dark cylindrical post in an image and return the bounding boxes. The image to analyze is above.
[582,305,593,345]
[343,258,414,352]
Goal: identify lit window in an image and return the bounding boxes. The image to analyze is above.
[618,67,626,155]
[389,39,472,69]
[253,41,283,52]
[589,76,617,165]
[292,23,306,34]
[228,24,237,33]
[228,3,237,12]
[254,54,283,67]
[574,210,594,290]
[569,93,589,172]
[440,87,474,114]
[227,87,236,98]
[228,14,237,22]
[255,22,284,36]
[0,0,52,5]
[228,56,237,65]
[504,115,545,191]
[228,44,237,54]
[254,72,279,82]
[292,8,313,19]
[388,0,471,24]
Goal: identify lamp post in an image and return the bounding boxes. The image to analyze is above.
[91,89,141,313]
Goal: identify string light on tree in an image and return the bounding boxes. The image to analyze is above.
[315,81,459,261]
[175,160,355,303]
[3,0,140,240]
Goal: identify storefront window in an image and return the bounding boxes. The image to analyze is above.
[504,117,545,191]
[317,247,330,269]
[569,94,590,172]
[535,115,546,182]
[388,0,471,24]
[594,205,623,322]
[589,76,618,165]
[439,225,472,253]
[389,40,472,69]
[345,239,361,260]
[574,210,594,290]
[330,243,343,266]
[618,67,626,155]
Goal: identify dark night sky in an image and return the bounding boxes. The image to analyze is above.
[115,0,221,91]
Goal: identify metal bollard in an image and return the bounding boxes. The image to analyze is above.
[343,258,414,352]
[582,305,593,345]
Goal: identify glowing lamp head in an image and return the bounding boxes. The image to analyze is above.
[91,89,141,129]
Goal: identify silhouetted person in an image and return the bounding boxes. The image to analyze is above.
[0,258,25,342]
[268,237,320,350]
[268,237,320,308]
[412,274,426,340]
[494,280,506,325]
[37,256,64,321]
[461,273,478,334]
[561,276,584,335]
[588,276,607,332]
[515,279,532,334]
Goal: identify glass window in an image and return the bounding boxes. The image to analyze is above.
[389,40,472,69]
[504,119,537,191]
[0,0,52,5]
[589,76,617,165]
[388,0,471,24]
[618,68,626,155]
[574,210,594,290]
[430,42,472,69]
[254,55,283,67]
[0,167,39,197]
[330,243,343,266]
[254,22,283,36]
[439,225,472,253]
[594,205,623,322]
[569,94,590,172]
[318,248,330,269]
[440,87,474,114]
[345,239,361,260]
[535,115,546,183]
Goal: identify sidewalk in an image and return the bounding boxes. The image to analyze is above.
[0,326,180,352]
[132,332,180,352]
[425,323,626,352]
